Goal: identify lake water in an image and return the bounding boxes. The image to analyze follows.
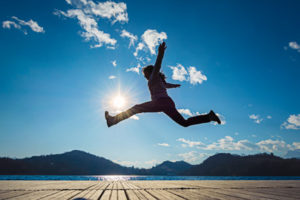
[1,175,300,181]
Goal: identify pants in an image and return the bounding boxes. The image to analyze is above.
[113,97,211,127]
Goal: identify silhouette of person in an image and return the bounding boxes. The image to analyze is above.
[105,42,221,127]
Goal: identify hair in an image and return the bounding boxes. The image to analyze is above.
[142,65,166,82]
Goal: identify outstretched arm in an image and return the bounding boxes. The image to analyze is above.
[165,82,181,89]
[152,42,167,76]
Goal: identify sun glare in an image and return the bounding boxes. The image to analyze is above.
[113,95,126,109]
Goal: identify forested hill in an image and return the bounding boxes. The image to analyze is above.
[181,153,300,176]
[0,150,192,175]
[1,150,299,176]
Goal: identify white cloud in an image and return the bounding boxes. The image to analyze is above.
[289,41,300,52]
[169,64,207,85]
[157,143,170,147]
[178,109,194,117]
[141,29,167,55]
[177,138,205,148]
[2,20,21,29]
[126,63,141,74]
[108,75,116,79]
[293,142,300,149]
[2,17,44,34]
[144,159,159,167]
[281,114,300,130]
[129,115,139,120]
[120,29,137,47]
[177,136,255,151]
[249,114,263,124]
[113,159,159,168]
[113,160,139,167]
[177,136,297,155]
[56,9,116,48]
[188,66,207,85]
[133,42,145,57]
[205,136,256,151]
[12,16,44,33]
[267,115,272,119]
[111,60,117,67]
[170,64,188,81]
[65,0,128,23]
[55,0,128,48]
[178,151,208,163]
[256,139,289,153]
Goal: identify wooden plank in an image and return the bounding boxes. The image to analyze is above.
[215,189,272,200]
[0,190,34,199]
[69,188,92,199]
[40,190,80,200]
[169,189,218,200]
[126,190,140,200]
[1,180,300,200]
[188,189,245,200]
[118,190,127,200]
[8,191,58,200]
[229,188,298,200]
[100,190,111,200]
[246,188,300,199]
[110,190,118,200]
[88,189,103,200]
[139,190,157,200]
[152,189,185,200]
[0,191,11,195]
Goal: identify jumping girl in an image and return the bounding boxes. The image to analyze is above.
[105,42,221,127]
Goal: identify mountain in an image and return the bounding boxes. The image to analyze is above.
[148,161,193,175]
[0,150,189,175]
[1,150,300,176]
[284,149,300,159]
[182,153,300,176]
[0,150,143,175]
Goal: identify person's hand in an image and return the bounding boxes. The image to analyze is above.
[175,84,181,88]
[158,41,167,53]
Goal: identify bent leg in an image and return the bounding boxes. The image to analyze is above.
[164,108,211,127]
[113,101,163,125]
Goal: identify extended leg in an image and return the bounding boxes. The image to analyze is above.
[106,101,163,127]
[164,108,213,127]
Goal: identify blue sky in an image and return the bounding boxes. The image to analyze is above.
[0,0,300,168]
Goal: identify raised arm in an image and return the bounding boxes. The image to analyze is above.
[152,42,167,76]
[165,82,181,89]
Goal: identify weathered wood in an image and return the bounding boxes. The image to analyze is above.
[169,189,217,200]
[0,180,299,200]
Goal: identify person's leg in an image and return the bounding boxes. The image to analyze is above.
[106,101,162,127]
[164,108,216,127]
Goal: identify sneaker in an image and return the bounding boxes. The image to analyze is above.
[209,110,221,124]
[105,111,115,127]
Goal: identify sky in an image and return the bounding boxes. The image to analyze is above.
[0,0,300,168]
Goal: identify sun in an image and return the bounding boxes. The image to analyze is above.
[112,95,126,109]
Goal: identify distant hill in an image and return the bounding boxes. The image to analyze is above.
[0,150,190,175]
[148,161,193,175]
[284,149,300,159]
[1,150,300,176]
[0,150,141,175]
[181,153,300,176]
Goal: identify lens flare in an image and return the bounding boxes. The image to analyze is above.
[112,95,126,109]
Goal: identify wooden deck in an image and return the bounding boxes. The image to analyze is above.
[0,180,300,200]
